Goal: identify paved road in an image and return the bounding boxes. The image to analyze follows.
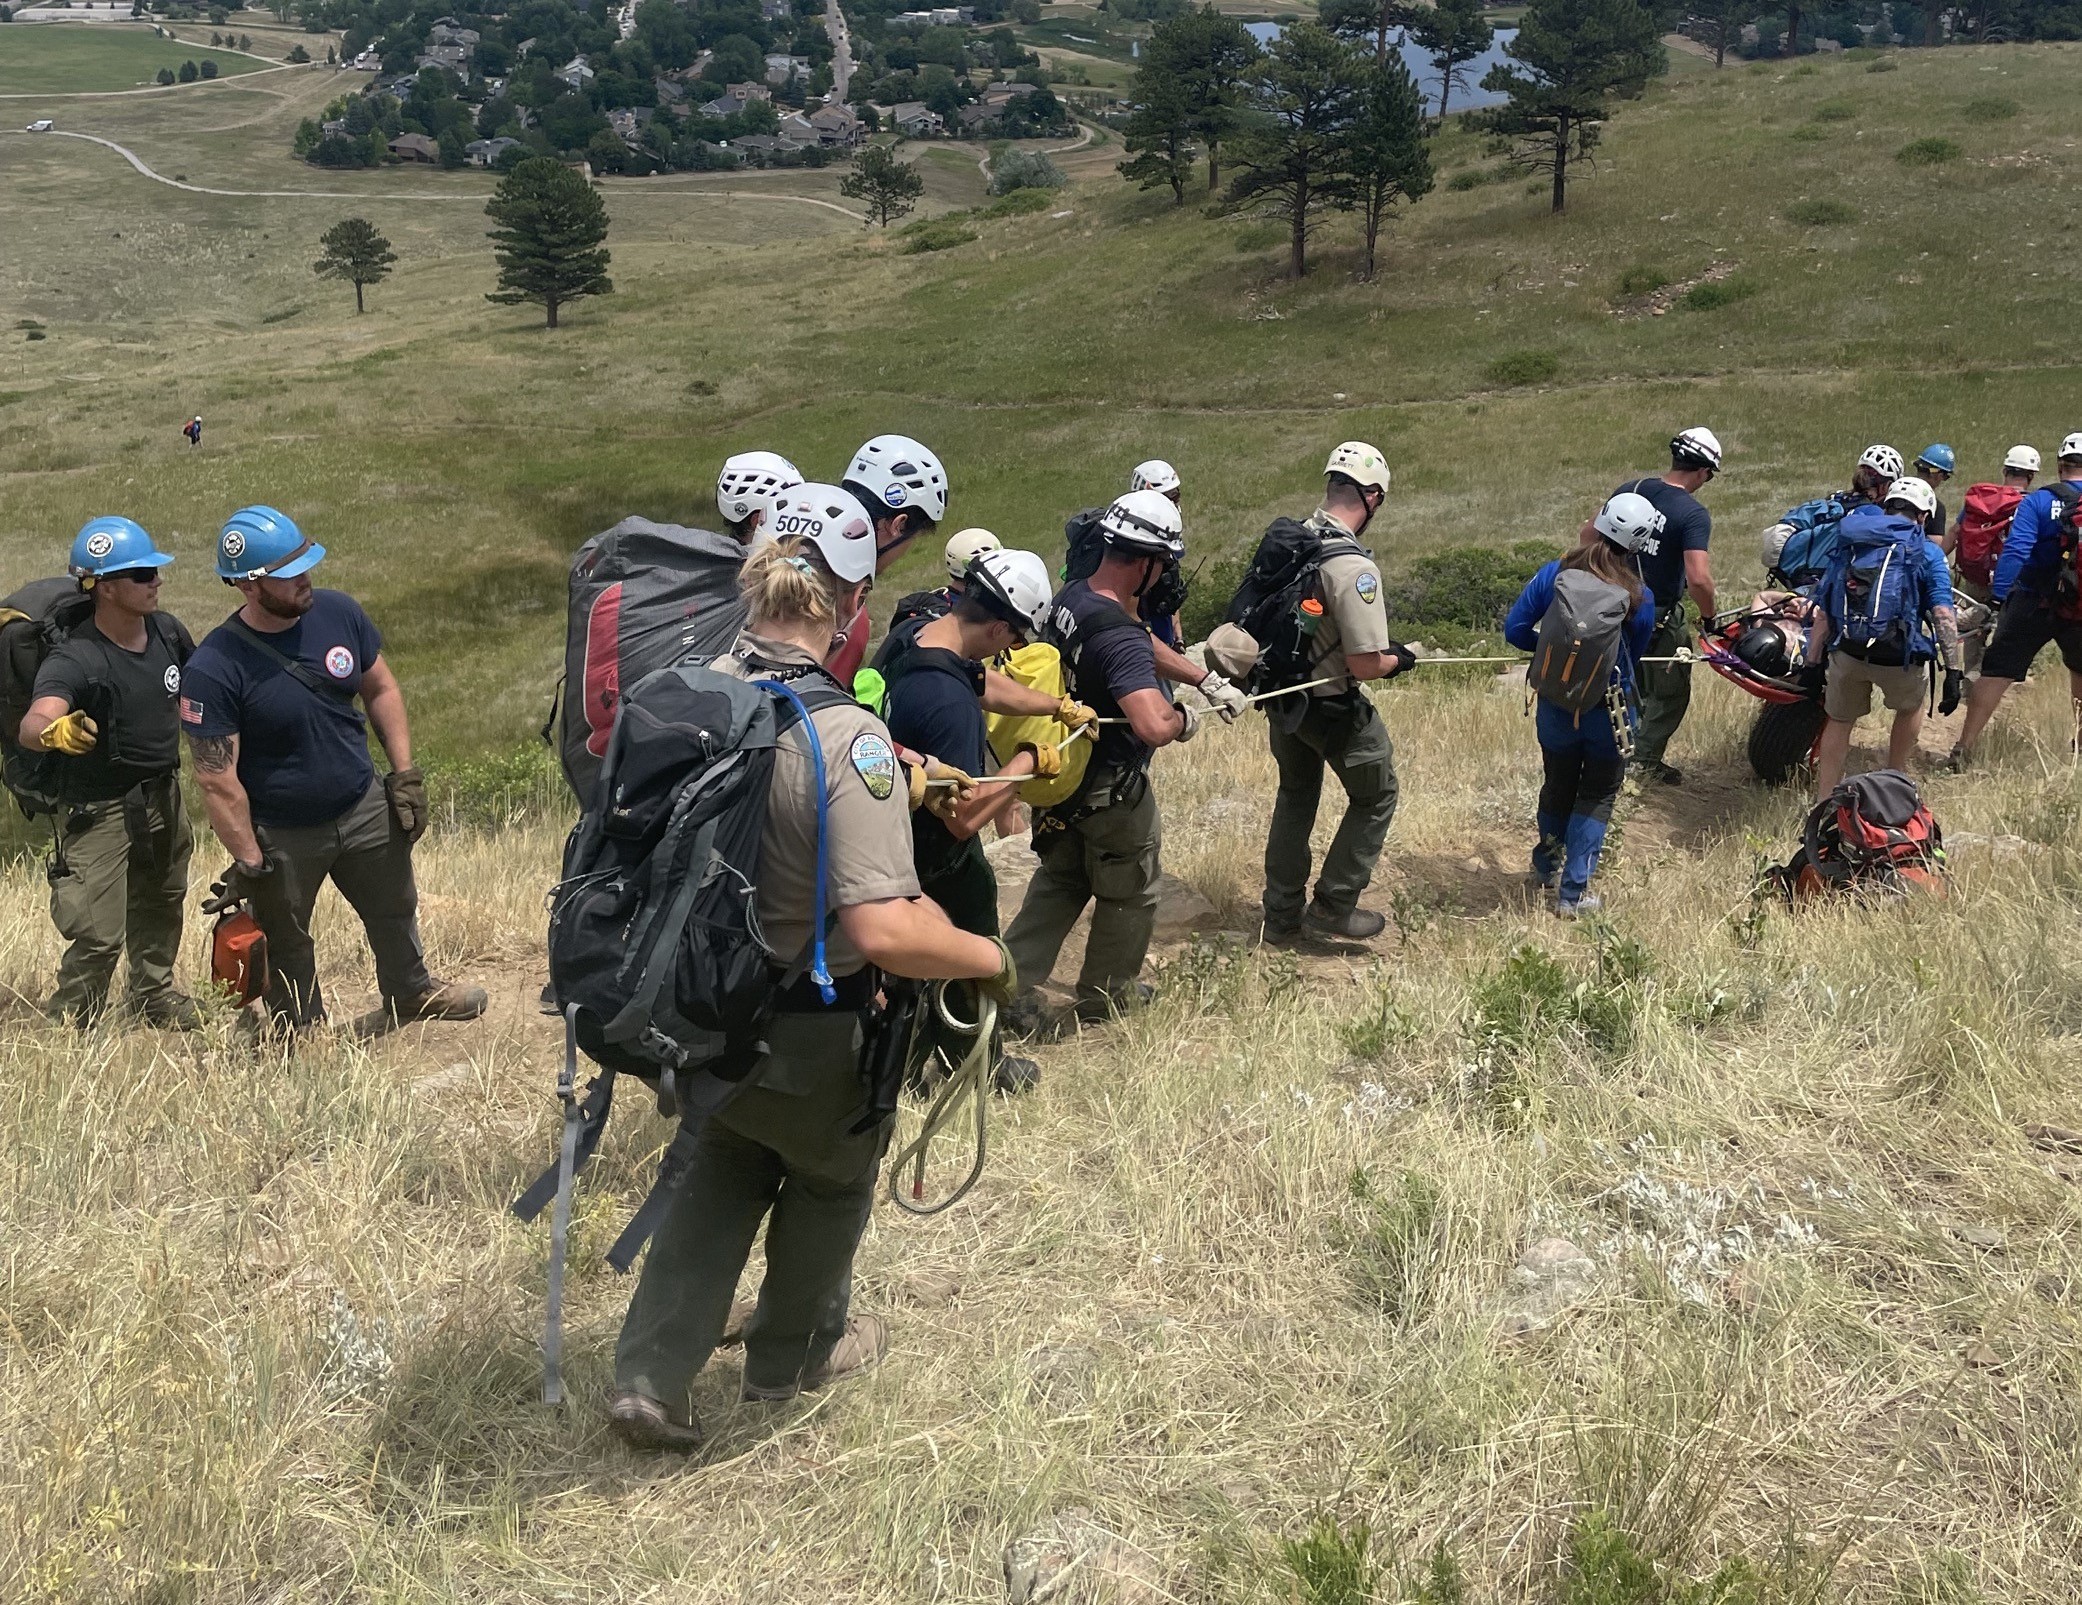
[824,0,853,101]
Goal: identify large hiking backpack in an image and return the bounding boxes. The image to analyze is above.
[1956,482,2023,590]
[1061,506,1106,587]
[1769,496,1855,591]
[550,517,750,803]
[1222,518,1363,695]
[2048,483,2082,619]
[1771,769,1944,900]
[1527,569,1632,716]
[515,659,850,1402]
[1830,513,1929,666]
[0,578,95,817]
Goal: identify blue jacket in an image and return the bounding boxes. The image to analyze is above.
[1817,508,1951,660]
[1991,479,2082,603]
[1506,561,1657,754]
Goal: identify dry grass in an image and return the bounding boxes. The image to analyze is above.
[6,661,2082,1602]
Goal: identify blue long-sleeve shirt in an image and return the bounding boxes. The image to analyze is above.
[1506,560,1657,754]
[1991,479,2082,603]
[1816,509,1954,636]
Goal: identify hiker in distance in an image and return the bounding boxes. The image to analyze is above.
[1579,426,1722,787]
[181,506,486,1039]
[1507,493,1663,918]
[16,518,200,1028]
[608,488,1018,1454]
[1804,476,1963,798]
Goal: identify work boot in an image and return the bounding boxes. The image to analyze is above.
[1557,893,1604,920]
[1074,980,1156,1023]
[1648,762,1683,786]
[994,1053,1041,1096]
[1260,906,1304,942]
[135,992,206,1031]
[741,1313,889,1402]
[1303,902,1387,940]
[607,1389,704,1453]
[351,980,489,1041]
[1943,745,1971,774]
[1002,989,1054,1040]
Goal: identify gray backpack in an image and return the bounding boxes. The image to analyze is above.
[549,517,750,802]
[1527,569,1631,716]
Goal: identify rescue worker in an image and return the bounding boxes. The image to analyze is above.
[1062,460,1225,698]
[1003,490,1199,1031]
[1912,444,1956,542]
[827,433,950,686]
[714,450,803,545]
[1258,443,1412,943]
[1580,427,1721,786]
[608,488,1017,1453]
[882,547,1056,1094]
[19,517,199,1028]
[183,415,202,449]
[180,506,486,1038]
[1126,460,1188,655]
[871,526,1003,674]
[1804,477,1963,797]
[1952,432,2082,766]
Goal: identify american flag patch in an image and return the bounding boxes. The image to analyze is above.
[180,697,204,724]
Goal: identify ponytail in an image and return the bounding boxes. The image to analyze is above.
[1559,537,1646,612]
[739,536,842,633]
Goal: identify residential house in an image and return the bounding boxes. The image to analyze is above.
[892,7,973,24]
[701,94,747,118]
[760,0,789,16]
[726,80,772,102]
[607,106,655,145]
[777,110,819,142]
[464,135,522,166]
[428,19,479,48]
[654,75,688,105]
[387,132,439,162]
[807,103,862,145]
[415,42,470,77]
[954,102,991,135]
[320,116,348,137]
[730,133,788,159]
[556,55,595,90]
[889,101,944,136]
[980,79,1037,106]
[515,36,539,57]
[764,52,810,85]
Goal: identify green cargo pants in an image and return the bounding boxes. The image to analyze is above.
[249,781,433,1027]
[46,781,192,1023]
[614,1009,887,1414]
[1632,612,1694,771]
[1263,692,1399,924]
[1003,771,1161,1013]
[912,836,1001,1079]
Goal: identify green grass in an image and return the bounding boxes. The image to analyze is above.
[1782,197,1858,226]
[0,24,261,93]
[1897,134,1965,165]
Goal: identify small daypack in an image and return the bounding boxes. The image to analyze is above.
[1527,568,1632,716]
[1061,506,1106,586]
[515,659,851,1402]
[0,578,95,818]
[1830,513,1930,666]
[1772,769,1944,900]
[869,588,952,676]
[1770,496,1854,591]
[1955,482,2023,590]
[548,517,750,803]
[2047,483,2082,619]
[1223,518,1364,696]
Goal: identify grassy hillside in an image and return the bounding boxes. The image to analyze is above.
[0,25,265,93]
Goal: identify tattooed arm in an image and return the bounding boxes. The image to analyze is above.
[1932,605,1964,674]
[188,730,265,867]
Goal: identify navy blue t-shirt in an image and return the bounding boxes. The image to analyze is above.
[1612,477,1711,609]
[883,644,988,876]
[180,589,384,828]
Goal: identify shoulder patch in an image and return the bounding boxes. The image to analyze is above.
[850,730,896,800]
[1354,571,1380,605]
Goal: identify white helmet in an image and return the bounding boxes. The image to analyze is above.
[1594,491,1666,553]
[843,434,948,523]
[1670,426,1722,472]
[766,482,877,583]
[1098,488,1185,560]
[1324,440,1391,495]
[2005,444,2043,474]
[966,548,1052,639]
[1130,459,1181,497]
[943,527,1001,581]
[2060,432,2082,464]
[1883,476,1938,520]
[716,450,803,527]
[1858,444,1905,479]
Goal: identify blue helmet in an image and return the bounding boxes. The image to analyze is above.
[1916,443,1957,476]
[216,505,325,582]
[70,516,175,579]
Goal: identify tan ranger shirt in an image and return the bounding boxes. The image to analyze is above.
[718,632,920,978]
[1304,512,1392,696]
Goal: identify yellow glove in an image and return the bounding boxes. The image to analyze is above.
[1020,741,1064,780]
[905,759,929,811]
[42,711,98,756]
[922,759,976,822]
[1056,696,1098,732]
[976,938,1019,1007]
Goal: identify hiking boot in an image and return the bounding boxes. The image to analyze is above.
[741,1313,889,1402]
[1526,863,1560,894]
[351,980,489,1041]
[1648,762,1683,787]
[1261,906,1304,942]
[1557,894,1604,920]
[1943,746,1971,774]
[994,1054,1041,1096]
[537,981,560,1017]
[1303,902,1387,940]
[607,1389,704,1453]
[135,992,205,1031]
[1002,989,1054,1040]
[1074,980,1156,1023]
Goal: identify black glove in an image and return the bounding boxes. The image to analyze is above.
[384,766,429,845]
[1797,662,1827,699]
[1383,641,1418,680]
[1940,668,1965,717]
[202,852,276,915]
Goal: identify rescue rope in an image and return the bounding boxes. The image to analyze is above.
[887,984,995,1215]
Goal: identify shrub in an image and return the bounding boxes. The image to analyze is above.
[1782,198,1857,225]
[1616,262,1668,295]
[1447,164,1508,190]
[1335,1168,1444,1322]
[1392,540,1552,632]
[1810,98,1855,120]
[199,58,217,78]
[286,42,309,62]
[1788,124,1828,142]
[899,219,977,253]
[1231,220,1285,252]
[155,66,174,84]
[1897,135,1962,166]
[177,58,198,81]
[987,147,1062,194]
[1280,1512,1379,1605]
[1962,95,2018,121]
[1485,348,1560,387]
[1681,274,1758,311]
[982,186,1053,216]
[1867,55,1898,71]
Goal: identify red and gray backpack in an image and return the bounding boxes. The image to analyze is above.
[1772,769,1945,900]
[1955,482,2022,590]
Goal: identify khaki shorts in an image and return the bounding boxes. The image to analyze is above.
[1824,653,1926,721]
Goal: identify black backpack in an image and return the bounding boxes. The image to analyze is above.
[513,658,852,1402]
[869,588,952,674]
[1061,506,1106,586]
[1223,518,1363,694]
[0,578,95,817]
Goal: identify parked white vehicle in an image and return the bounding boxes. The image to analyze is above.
[27,120,57,133]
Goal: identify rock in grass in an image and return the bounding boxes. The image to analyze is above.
[1497,1236,1598,1339]
[1004,1508,1165,1604]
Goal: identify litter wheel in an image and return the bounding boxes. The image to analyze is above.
[1747,699,1827,785]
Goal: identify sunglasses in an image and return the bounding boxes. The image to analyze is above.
[108,567,160,584]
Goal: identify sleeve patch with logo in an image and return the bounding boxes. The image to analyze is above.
[1354,571,1380,605]
[850,731,897,800]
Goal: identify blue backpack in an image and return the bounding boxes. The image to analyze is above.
[1829,511,1931,667]
[1771,495,1856,590]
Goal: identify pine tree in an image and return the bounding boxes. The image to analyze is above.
[1344,50,1432,279]
[1118,60,1197,204]
[313,218,397,313]
[838,143,924,226]
[1472,0,1663,213]
[1167,6,1261,191]
[485,158,613,329]
[1223,22,1366,277]
[1407,0,1491,120]
[1319,0,1418,66]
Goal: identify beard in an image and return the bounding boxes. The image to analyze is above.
[253,582,313,620]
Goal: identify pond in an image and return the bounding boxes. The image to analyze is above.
[1239,20,1521,111]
